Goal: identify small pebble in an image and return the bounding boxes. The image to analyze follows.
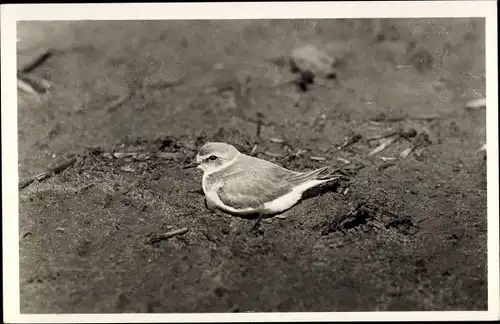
[336,157,351,165]
[120,166,135,173]
[138,218,145,223]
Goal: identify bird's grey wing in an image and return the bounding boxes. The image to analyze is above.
[283,166,330,186]
[217,163,294,210]
[286,165,346,185]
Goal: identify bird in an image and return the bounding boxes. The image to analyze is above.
[183,142,346,230]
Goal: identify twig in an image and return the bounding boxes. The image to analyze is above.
[19,157,77,190]
[146,228,189,244]
[368,136,398,156]
[399,147,413,159]
[336,157,351,165]
[409,115,443,121]
[337,134,362,150]
[19,49,54,73]
[249,144,258,156]
[465,98,486,110]
[366,131,398,141]
[256,112,264,140]
[17,78,41,97]
[262,151,283,158]
[370,114,407,122]
[19,178,35,190]
[50,157,77,174]
[17,72,53,96]
[143,78,184,90]
[106,93,133,112]
[269,137,285,144]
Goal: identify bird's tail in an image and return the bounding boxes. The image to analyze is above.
[286,166,348,186]
[315,165,356,181]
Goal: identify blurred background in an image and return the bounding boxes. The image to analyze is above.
[17,19,485,179]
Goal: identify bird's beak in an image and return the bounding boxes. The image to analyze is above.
[182,161,200,169]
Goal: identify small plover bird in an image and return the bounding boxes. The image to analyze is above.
[183,142,344,229]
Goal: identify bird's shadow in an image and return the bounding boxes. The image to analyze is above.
[299,180,342,203]
[190,181,342,221]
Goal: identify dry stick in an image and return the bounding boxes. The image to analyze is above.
[17,49,55,95]
[368,136,399,157]
[146,228,189,244]
[366,131,398,141]
[106,93,133,112]
[20,157,78,190]
[143,78,184,90]
[19,49,54,73]
[249,144,258,156]
[410,115,443,121]
[17,78,41,97]
[262,151,283,158]
[256,114,264,140]
[17,73,52,96]
[370,114,445,123]
[338,134,363,150]
[269,137,285,144]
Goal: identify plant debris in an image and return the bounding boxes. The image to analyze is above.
[321,202,417,236]
[19,157,78,190]
[464,98,486,110]
[336,157,351,165]
[146,228,189,245]
[378,156,396,162]
[105,93,133,112]
[269,137,285,144]
[19,49,55,73]
[368,136,399,156]
[337,134,362,150]
[310,156,327,162]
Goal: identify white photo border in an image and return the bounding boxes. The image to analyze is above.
[2,1,498,322]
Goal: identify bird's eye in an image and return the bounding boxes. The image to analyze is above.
[208,155,218,161]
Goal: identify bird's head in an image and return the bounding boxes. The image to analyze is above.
[183,142,241,174]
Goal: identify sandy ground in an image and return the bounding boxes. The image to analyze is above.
[17,19,487,313]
